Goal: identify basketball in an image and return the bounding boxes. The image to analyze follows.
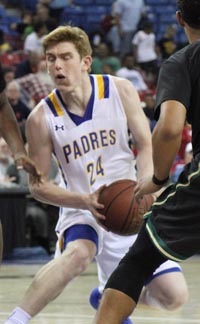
[98,179,155,235]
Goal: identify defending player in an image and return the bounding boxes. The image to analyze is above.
[93,0,200,323]
[4,25,188,324]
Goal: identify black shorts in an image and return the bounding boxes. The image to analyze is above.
[145,152,200,261]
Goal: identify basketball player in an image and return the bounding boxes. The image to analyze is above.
[0,63,42,263]
[93,0,200,323]
[4,25,187,324]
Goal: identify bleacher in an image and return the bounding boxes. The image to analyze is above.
[145,0,187,44]
[0,0,187,59]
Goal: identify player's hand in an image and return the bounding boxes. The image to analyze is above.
[84,185,106,222]
[14,154,43,184]
[134,176,162,201]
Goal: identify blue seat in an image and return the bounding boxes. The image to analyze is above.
[60,6,85,27]
[21,0,38,12]
[0,6,6,18]
[95,0,114,5]
[155,5,175,14]
[84,6,110,15]
[73,0,93,4]
[145,0,168,5]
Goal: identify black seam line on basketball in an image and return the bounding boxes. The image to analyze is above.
[121,187,136,233]
[105,184,135,220]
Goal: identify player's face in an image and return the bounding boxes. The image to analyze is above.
[45,41,91,92]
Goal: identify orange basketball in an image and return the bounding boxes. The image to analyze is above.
[98,179,155,235]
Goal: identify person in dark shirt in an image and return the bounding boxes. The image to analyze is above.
[15,51,42,78]
[6,80,30,123]
[94,0,200,322]
[142,91,157,132]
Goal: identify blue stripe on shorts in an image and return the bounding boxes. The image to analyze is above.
[145,267,181,285]
[62,224,98,252]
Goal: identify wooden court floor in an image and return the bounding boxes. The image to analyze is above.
[0,257,200,324]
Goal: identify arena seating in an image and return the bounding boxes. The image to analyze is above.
[0,0,187,55]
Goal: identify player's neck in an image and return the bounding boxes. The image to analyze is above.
[60,77,92,116]
[185,27,200,44]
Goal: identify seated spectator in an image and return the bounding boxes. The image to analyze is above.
[6,81,31,122]
[116,54,148,95]
[16,58,54,107]
[23,21,48,55]
[34,2,58,32]
[2,66,15,84]
[171,142,193,183]
[142,91,157,131]
[0,29,11,54]
[102,63,116,76]
[15,50,42,78]
[91,42,121,74]
[38,0,72,25]
[10,10,34,41]
[157,24,177,61]
[6,80,31,139]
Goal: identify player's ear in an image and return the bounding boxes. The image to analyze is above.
[81,55,92,71]
[176,10,185,27]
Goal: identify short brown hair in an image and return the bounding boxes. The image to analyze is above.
[42,25,92,58]
[177,0,200,28]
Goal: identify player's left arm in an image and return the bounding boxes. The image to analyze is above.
[114,77,153,179]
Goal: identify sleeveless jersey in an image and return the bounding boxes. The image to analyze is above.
[43,74,135,236]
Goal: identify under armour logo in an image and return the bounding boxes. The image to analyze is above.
[55,125,64,131]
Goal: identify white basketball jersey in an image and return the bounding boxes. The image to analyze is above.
[42,74,135,236]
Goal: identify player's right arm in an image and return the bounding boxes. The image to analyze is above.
[114,77,153,179]
[26,103,105,219]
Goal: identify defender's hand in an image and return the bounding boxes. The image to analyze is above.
[15,155,43,184]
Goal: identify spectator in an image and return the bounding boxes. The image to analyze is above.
[132,20,158,77]
[101,4,120,55]
[34,2,58,32]
[39,0,72,21]
[6,81,30,123]
[23,21,48,55]
[157,24,177,61]
[112,0,146,59]
[2,66,15,84]
[142,91,157,131]
[0,29,11,54]
[16,58,54,106]
[15,50,42,78]
[116,54,148,95]
[10,10,34,41]
[6,80,31,140]
[91,42,121,74]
